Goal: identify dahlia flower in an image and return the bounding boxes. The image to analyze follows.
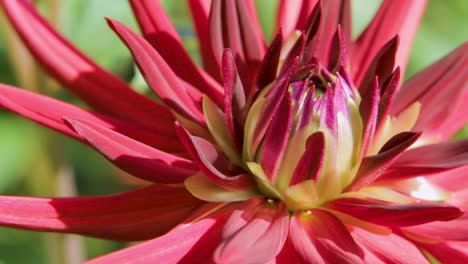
[0,0,467,263]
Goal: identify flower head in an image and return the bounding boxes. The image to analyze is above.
[0,0,467,263]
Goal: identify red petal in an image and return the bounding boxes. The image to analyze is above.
[222,49,246,143]
[0,184,202,241]
[291,131,326,184]
[252,59,298,151]
[175,123,254,190]
[0,0,173,125]
[328,197,463,227]
[273,236,302,263]
[380,139,468,181]
[351,0,427,79]
[129,0,224,107]
[107,19,205,124]
[261,92,292,181]
[402,206,468,241]
[359,77,380,157]
[86,203,235,264]
[392,43,468,140]
[214,197,289,264]
[419,241,468,264]
[290,209,363,263]
[351,228,429,264]
[0,84,183,152]
[188,0,221,80]
[209,0,265,88]
[314,0,352,66]
[255,31,283,91]
[66,118,197,183]
[358,36,399,93]
[348,132,420,191]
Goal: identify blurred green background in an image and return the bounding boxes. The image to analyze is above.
[0,0,466,263]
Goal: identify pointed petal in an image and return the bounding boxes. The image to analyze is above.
[348,132,420,191]
[357,36,399,92]
[222,49,246,143]
[255,31,283,91]
[175,123,254,190]
[359,78,380,157]
[291,131,326,184]
[129,0,224,107]
[328,197,463,227]
[392,43,468,139]
[66,118,197,183]
[107,19,205,124]
[252,59,298,152]
[0,0,173,124]
[290,209,363,263]
[403,207,468,241]
[188,0,221,80]
[351,228,429,264]
[261,92,292,181]
[0,84,183,152]
[209,0,266,88]
[0,184,202,241]
[314,0,352,66]
[86,203,235,264]
[380,139,468,181]
[351,0,427,78]
[214,197,289,264]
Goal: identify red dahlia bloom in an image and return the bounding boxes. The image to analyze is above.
[0,0,467,263]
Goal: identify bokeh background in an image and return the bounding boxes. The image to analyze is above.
[0,0,466,263]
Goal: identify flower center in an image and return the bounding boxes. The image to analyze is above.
[185,57,369,212]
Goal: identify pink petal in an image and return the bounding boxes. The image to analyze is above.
[65,118,197,183]
[86,203,235,264]
[0,84,183,152]
[428,165,468,192]
[351,228,429,264]
[0,184,202,241]
[347,132,420,191]
[261,92,292,181]
[419,241,468,264]
[328,197,463,227]
[351,0,427,79]
[175,123,254,190]
[380,139,468,181]
[188,0,221,80]
[129,0,224,107]
[107,19,205,124]
[290,131,326,184]
[289,209,363,263]
[214,197,289,264]
[275,0,310,37]
[0,0,173,124]
[402,206,468,241]
[392,43,468,140]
